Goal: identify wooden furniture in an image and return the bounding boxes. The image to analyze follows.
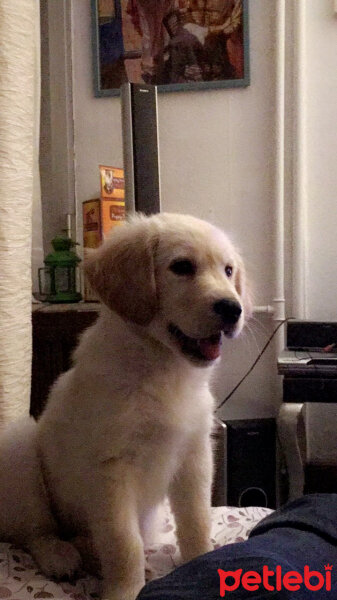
[31,303,100,418]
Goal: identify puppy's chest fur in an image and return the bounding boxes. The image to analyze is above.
[72,318,214,465]
[95,380,212,508]
[96,374,212,466]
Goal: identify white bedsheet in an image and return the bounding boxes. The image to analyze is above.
[0,503,272,599]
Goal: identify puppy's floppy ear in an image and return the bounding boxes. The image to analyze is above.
[84,220,158,325]
[234,254,253,320]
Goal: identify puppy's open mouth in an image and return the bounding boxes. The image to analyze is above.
[168,324,222,362]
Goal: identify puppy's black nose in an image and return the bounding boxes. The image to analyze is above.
[213,299,242,324]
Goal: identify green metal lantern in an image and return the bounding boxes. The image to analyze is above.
[39,235,82,303]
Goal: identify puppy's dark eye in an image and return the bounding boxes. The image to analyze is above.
[225,265,233,278]
[169,259,196,276]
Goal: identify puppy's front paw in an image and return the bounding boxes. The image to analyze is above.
[30,537,82,580]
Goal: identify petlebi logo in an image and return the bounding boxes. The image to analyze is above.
[218,564,333,596]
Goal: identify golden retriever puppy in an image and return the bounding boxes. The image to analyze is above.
[0,213,251,600]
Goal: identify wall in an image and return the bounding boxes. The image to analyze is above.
[305,0,337,321]
[72,0,282,420]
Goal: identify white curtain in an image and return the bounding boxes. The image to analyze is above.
[0,0,42,427]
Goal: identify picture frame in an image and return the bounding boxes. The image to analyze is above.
[91,0,250,97]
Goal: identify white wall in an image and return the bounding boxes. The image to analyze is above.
[70,1,337,429]
[305,0,337,320]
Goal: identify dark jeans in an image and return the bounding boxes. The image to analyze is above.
[137,494,337,599]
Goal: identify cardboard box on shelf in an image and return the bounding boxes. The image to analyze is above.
[83,166,125,300]
[99,165,125,199]
[83,197,125,249]
[83,197,125,301]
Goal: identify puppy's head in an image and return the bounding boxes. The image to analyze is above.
[85,213,252,365]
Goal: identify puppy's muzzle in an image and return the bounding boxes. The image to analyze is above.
[213,299,242,325]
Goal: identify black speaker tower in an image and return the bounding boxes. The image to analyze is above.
[226,419,276,508]
[121,83,161,215]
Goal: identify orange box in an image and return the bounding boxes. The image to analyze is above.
[83,198,125,249]
[99,165,125,199]
[83,166,125,300]
[83,198,126,301]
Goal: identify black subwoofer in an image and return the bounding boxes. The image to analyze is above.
[226,418,276,508]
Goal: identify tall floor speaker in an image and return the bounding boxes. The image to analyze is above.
[121,83,161,215]
[226,419,276,508]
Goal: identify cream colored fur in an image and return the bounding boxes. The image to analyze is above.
[0,213,251,600]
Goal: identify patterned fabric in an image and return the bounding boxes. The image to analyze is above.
[0,503,272,599]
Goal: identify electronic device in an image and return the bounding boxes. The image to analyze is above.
[225,418,276,508]
[278,349,337,376]
[211,418,276,508]
[279,320,337,402]
[121,83,161,215]
[279,320,337,496]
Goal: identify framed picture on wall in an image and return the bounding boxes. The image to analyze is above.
[91,0,250,96]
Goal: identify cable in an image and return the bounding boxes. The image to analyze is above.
[215,318,290,412]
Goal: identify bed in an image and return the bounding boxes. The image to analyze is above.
[0,501,272,600]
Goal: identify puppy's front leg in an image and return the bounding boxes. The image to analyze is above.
[169,431,213,563]
[87,478,145,600]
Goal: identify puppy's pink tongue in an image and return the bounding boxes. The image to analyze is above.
[199,335,221,361]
